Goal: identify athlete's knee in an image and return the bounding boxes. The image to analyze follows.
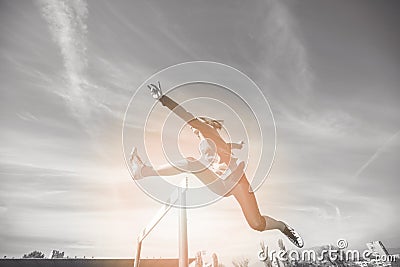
[185,157,203,172]
[185,157,197,168]
[248,217,266,232]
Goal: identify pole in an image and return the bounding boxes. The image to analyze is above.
[179,177,188,267]
[134,178,188,267]
[134,240,142,267]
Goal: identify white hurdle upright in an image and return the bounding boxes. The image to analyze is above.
[134,178,189,267]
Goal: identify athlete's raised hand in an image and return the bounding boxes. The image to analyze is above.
[147,81,163,100]
[229,141,245,150]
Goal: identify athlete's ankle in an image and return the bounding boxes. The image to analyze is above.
[141,166,156,177]
[278,221,286,232]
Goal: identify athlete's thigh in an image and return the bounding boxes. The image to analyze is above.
[231,175,263,222]
[156,158,191,176]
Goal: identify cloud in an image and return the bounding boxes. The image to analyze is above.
[353,129,400,178]
[258,0,313,98]
[16,112,39,122]
[325,201,341,218]
[36,0,130,141]
[37,0,92,120]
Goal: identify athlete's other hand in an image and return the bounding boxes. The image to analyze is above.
[230,141,245,150]
[238,141,245,149]
[147,82,163,100]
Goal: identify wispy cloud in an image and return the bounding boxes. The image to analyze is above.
[16,112,39,122]
[37,0,92,120]
[354,129,400,178]
[262,0,314,96]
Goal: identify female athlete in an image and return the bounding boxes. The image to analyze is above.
[129,83,304,248]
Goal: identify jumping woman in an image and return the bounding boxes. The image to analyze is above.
[129,83,304,248]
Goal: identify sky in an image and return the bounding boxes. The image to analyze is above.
[0,0,399,265]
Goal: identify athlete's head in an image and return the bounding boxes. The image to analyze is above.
[191,127,201,139]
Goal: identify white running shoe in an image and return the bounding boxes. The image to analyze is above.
[129,147,145,180]
[282,223,304,248]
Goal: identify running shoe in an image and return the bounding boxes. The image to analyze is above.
[282,223,304,248]
[129,146,145,180]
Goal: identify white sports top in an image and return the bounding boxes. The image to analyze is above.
[198,138,240,180]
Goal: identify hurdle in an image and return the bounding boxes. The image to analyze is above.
[134,178,189,267]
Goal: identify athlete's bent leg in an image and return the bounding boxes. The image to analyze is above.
[230,174,284,232]
[230,175,266,231]
[230,174,304,247]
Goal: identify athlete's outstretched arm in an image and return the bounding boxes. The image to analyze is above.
[148,83,207,130]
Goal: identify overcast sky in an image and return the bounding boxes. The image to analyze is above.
[1,0,399,265]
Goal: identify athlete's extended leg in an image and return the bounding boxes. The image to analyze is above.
[154,158,200,176]
[130,148,219,179]
[129,147,194,179]
[130,147,243,196]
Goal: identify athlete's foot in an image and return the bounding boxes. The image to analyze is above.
[281,223,304,248]
[129,146,146,180]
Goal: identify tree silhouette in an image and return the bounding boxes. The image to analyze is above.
[22,251,45,258]
[51,250,65,259]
